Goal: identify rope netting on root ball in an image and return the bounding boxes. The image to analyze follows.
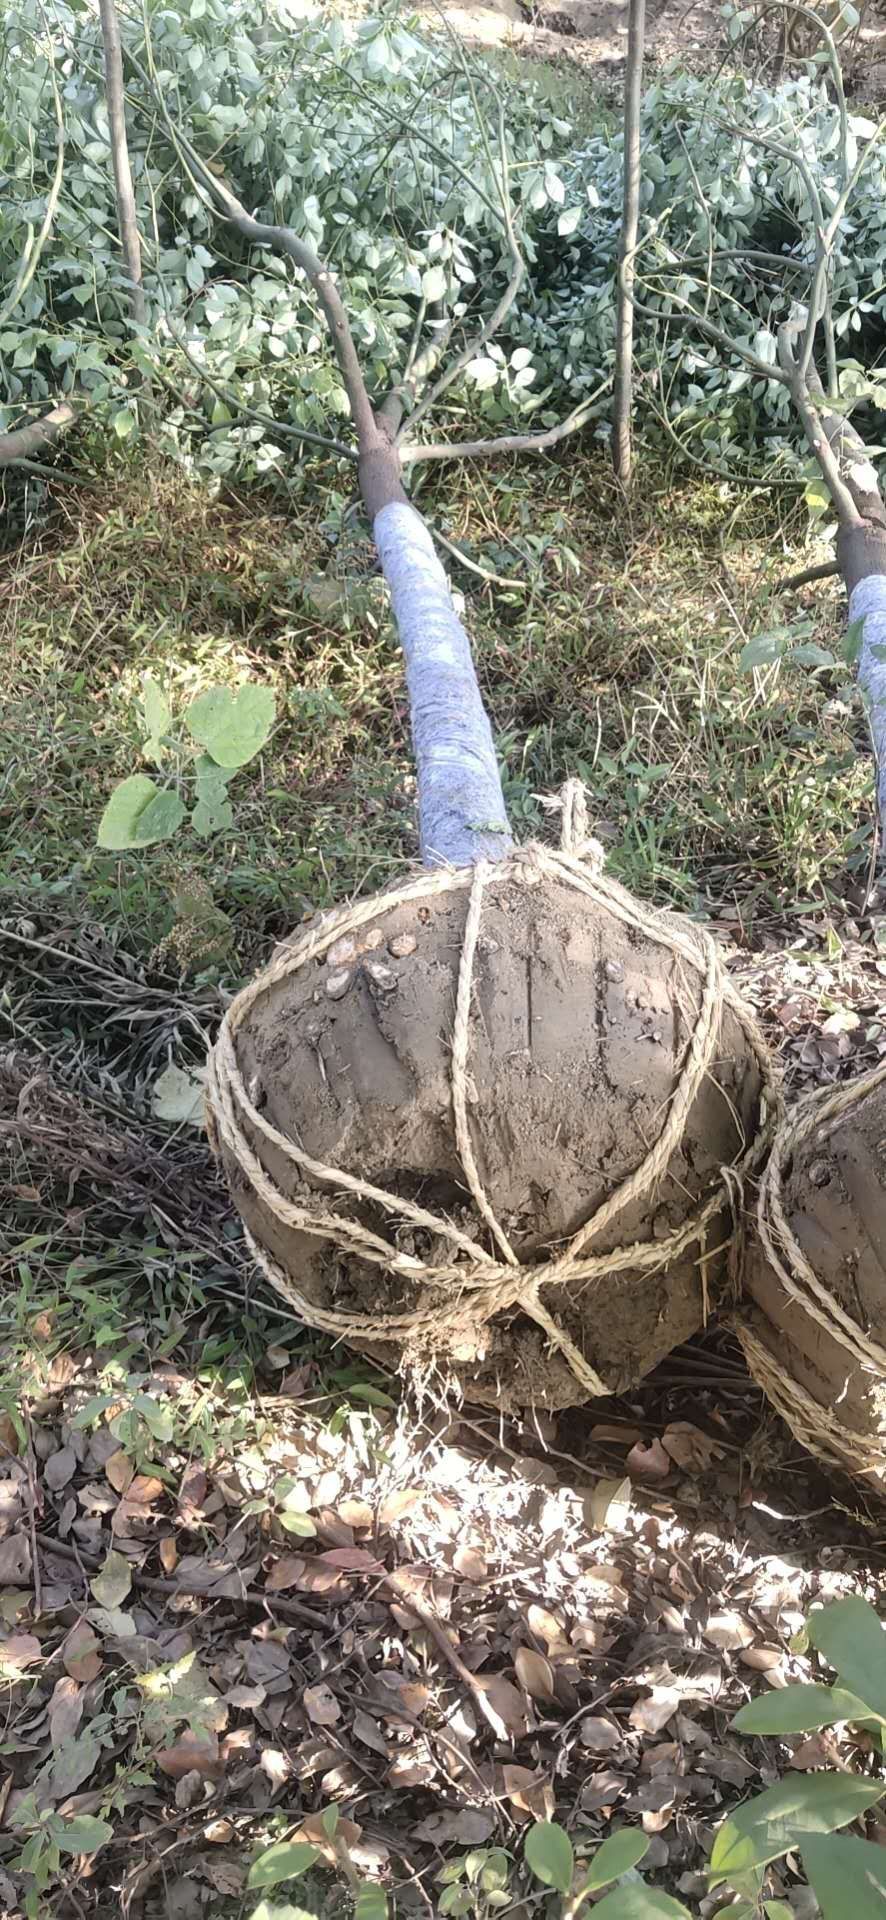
[737,1057,886,1481]
[206,787,780,1411]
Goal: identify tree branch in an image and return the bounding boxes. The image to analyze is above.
[98,0,147,335]
[0,404,76,468]
[612,0,645,485]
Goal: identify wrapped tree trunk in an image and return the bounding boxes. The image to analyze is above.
[153,76,777,1409]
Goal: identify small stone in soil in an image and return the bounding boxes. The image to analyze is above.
[326,969,352,1000]
[389,932,417,958]
[364,959,397,992]
[362,928,384,951]
[327,936,357,968]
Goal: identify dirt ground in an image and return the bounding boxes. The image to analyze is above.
[421,0,886,96]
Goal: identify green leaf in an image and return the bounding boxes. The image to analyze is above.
[90,1551,133,1610]
[187,684,276,768]
[590,1887,691,1917]
[142,675,171,759]
[709,1774,885,1884]
[558,206,583,236]
[98,777,186,849]
[808,1598,886,1720]
[278,1509,318,1537]
[247,1841,321,1889]
[803,1834,886,1917]
[320,1805,339,1838]
[55,1815,113,1856]
[764,1906,796,1919]
[739,630,787,671]
[525,1822,574,1895]
[355,1885,387,1920]
[788,643,837,669]
[732,1684,871,1734]
[112,406,136,439]
[843,614,867,664]
[585,1831,650,1891]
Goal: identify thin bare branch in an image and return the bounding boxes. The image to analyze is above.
[400,384,610,466]
[612,0,646,484]
[99,0,147,334]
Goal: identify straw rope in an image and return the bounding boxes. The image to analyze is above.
[736,1054,886,1475]
[206,781,780,1398]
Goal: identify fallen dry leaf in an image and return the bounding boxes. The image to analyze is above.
[453,1545,487,1582]
[0,1634,41,1677]
[156,1732,223,1782]
[626,1437,672,1480]
[661,1423,724,1472]
[317,1547,383,1572]
[579,1715,622,1752]
[63,1622,102,1683]
[501,1764,554,1822]
[304,1683,341,1727]
[478,1674,532,1739]
[0,1535,31,1586]
[44,1444,77,1492]
[104,1449,134,1495]
[515,1647,555,1704]
[703,1611,754,1652]
[630,1689,680,1736]
[378,1488,422,1526]
[159,1536,179,1574]
[527,1604,570,1655]
[178,1465,208,1526]
[352,1708,390,1757]
[295,1812,362,1864]
[49,1678,83,1750]
[740,1645,783,1671]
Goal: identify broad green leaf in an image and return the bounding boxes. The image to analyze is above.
[803,1834,886,1917]
[98,774,161,848]
[709,1774,885,1884]
[278,1509,318,1537]
[187,684,276,768]
[355,1885,387,1920]
[90,1551,132,1609]
[525,1822,574,1894]
[320,1805,339,1838]
[764,1906,796,1919]
[789,643,837,669]
[142,675,171,754]
[99,778,185,848]
[585,1830,650,1891]
[55,1815,113,1855]
[590,1887,691,1917]
[558,206,583,236]
[247,1841,321,1889]
[739,630,786,671]
[112,406,136,438]
[842,614,867,664]
[808,1598,886,1720]
[732,1684,871,1734]
[131,788,187,845]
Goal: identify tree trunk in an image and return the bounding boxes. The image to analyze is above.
[611,0,646,487]
[98,0,147,334]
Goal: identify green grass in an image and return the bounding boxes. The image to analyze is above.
[0,444,873,983]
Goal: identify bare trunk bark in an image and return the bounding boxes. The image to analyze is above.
[98,0,147,333]
[611,0,646,487]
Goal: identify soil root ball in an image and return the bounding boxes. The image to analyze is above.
[207,844,777,1409]
[738,1060,886,1480]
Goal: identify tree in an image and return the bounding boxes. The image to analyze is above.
[633,2,886,829]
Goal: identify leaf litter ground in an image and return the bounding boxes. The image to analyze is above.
[3,1019,886,1919]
